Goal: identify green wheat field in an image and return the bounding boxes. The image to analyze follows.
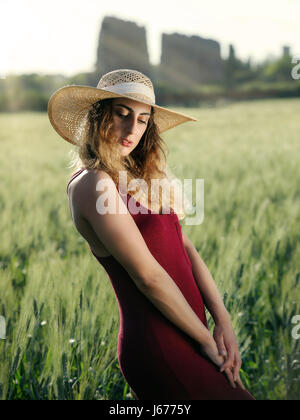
[0,98,299,400]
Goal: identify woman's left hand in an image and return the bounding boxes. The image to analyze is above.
[213,320,244,387]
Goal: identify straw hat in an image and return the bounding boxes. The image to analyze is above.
[48,69,197,145]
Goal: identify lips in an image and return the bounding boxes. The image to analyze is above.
[121,139,133,147]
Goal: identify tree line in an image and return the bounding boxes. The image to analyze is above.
[0,46,299,112]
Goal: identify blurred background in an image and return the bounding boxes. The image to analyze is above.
[1,0,300,110]
[0,0,299,401]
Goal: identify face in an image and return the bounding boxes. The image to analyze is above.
[110,98,151,157]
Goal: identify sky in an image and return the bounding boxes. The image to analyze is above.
[1,0,300,77]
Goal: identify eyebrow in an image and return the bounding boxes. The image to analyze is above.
[114,103,151,116]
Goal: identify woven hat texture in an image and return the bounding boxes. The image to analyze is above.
[48,69,197,145]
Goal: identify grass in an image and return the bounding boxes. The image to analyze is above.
[0,98,299,400]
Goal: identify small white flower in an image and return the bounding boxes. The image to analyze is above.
[40,321,47,326]
[100,340,105,346]
[69,339,76,344]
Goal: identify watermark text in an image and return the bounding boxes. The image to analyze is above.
[95,171,204,225]
[0,316,6,339]
[291,315,300,340]
[291,55,300,80]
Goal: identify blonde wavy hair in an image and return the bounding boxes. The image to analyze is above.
[68,98,186,219]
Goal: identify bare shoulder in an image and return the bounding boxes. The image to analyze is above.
[70,169,114,200]
[71,169,125,218]
[68,169,165,287]
[75,168,111,186]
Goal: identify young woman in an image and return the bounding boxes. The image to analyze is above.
[48,69,255,400]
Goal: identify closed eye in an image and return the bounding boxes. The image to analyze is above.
[116,112,147,125]
[116,112,127,119]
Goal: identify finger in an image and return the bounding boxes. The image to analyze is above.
[235,373,246,391]
[223,369,235,388]
[233,355,242,381]
[214,333,227,358]
[220,353,235,372]
[224,367,236,389]
[221,345,238,372]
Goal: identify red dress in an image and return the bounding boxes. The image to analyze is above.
[67,169,256,400]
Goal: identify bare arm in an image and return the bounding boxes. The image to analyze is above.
[181,231,247,389]
[77,170,216,350]
[181,230,231,324]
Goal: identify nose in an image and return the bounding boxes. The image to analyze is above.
[124,115,139,135]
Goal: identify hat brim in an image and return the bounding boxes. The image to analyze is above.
[48,85,197,145]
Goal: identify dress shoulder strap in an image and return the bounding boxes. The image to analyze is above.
[66,168,85,194]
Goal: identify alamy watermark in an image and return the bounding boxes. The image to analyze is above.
[291,55,300,80]
[95,171,204,225]
[291,315,300,340]
[0,316,6,339]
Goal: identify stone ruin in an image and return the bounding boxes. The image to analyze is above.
[95,16,151,78]
[95,16,225,87]
[160,33,224,87]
